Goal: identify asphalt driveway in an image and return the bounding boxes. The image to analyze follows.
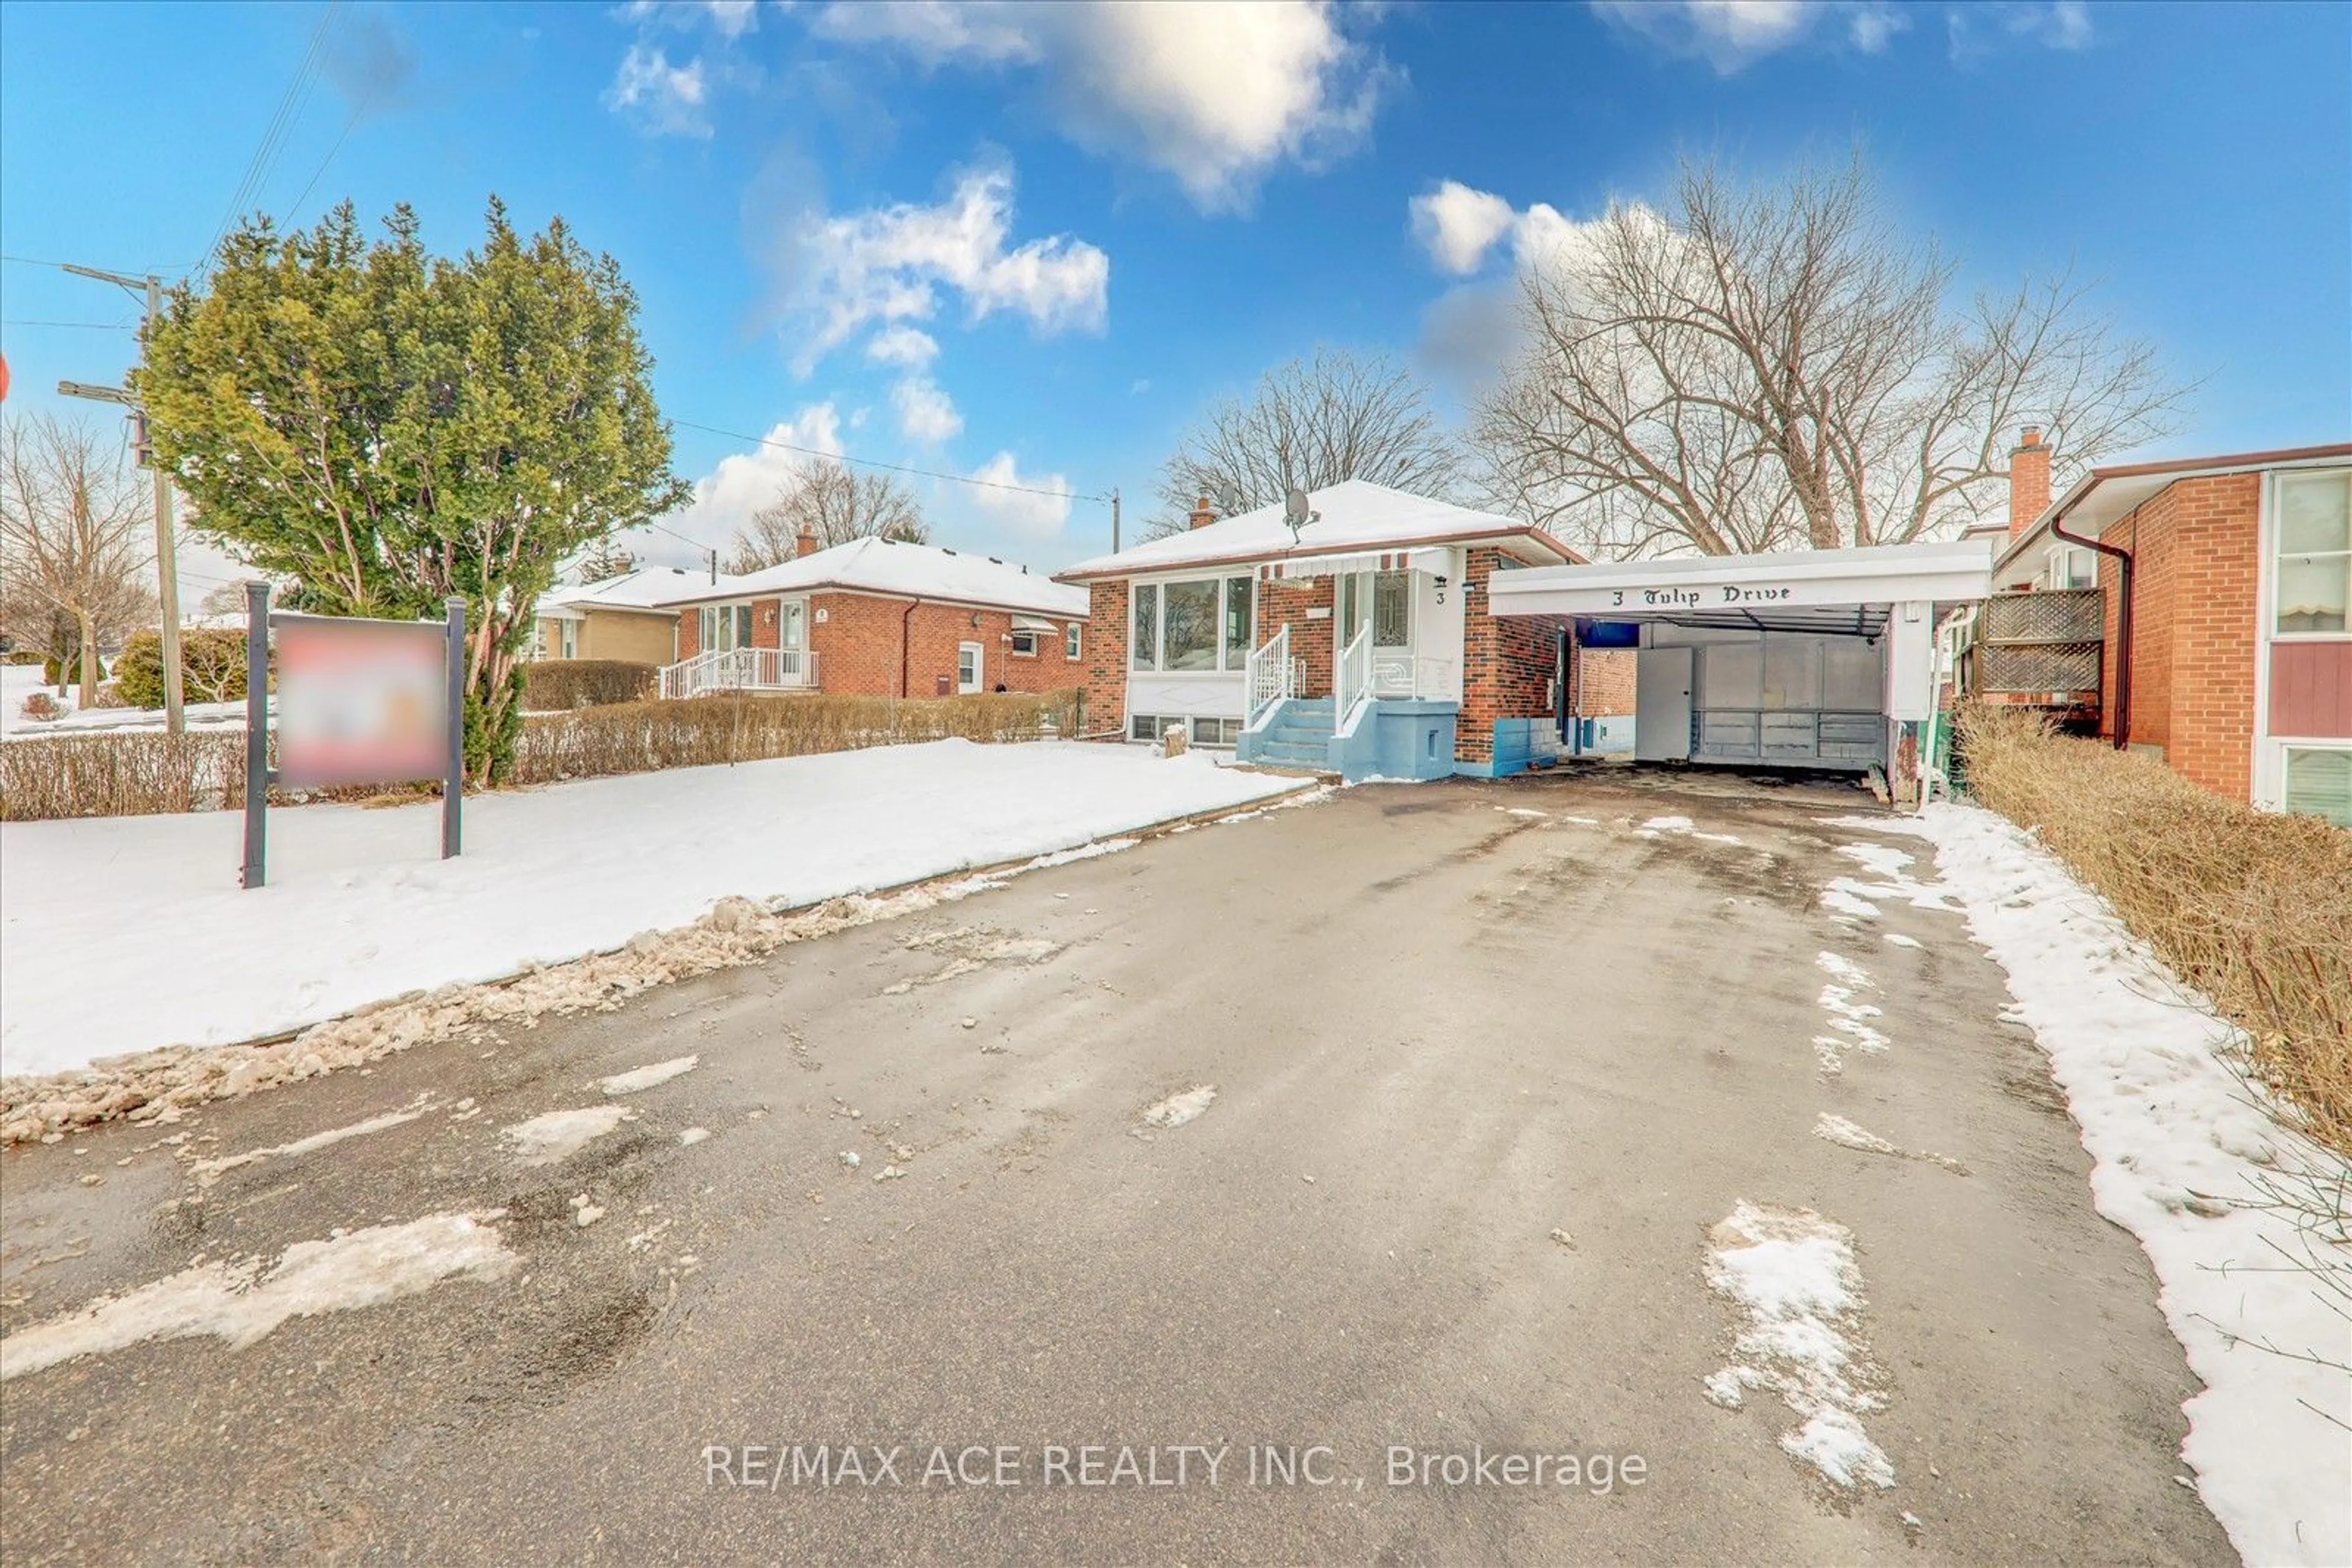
[0,769,2233,1565]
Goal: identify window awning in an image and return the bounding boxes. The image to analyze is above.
[1011,614,1060,632]
[1256,547,1451,581]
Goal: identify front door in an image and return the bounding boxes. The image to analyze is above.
[1340,570,1414,693]
[1635,646,1694,761]
[957,641,983,694]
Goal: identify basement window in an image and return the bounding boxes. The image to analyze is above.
[2283,746,2352,828]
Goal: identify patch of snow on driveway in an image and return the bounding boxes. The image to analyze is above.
[1812,951,1888,1072]
[0,1211,514,1381]
[599,1056,699,1096]
[1141,1086,1217,1129]
[1836,806,2351,1567]
[502,1106,638,1165]
[1702,1200,1894,1491]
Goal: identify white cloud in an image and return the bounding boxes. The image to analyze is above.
[891,376,963,443]
[1129,378,1150,396]
[619,0,758,40]
[1593,0,1912,72]
[967,451,1072,539]
[1409,180,1521,276]
[1407,182,1621,281]
[788,162,1109,374]
[630,405,846,565]
[806,1,1392,211]
[865,325,941,368]
[1964,1,2094,54]
[603,43,711,137]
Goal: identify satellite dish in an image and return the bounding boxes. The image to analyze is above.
[1282,486,1319,543]
[1215,481,1243,517]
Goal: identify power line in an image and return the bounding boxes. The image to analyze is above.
[673,418,1106,503]
[0,318,133,330]
[282,105,363,231]
[191,2,338,282]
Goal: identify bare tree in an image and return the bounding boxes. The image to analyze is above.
[0,415,158,703]
[1472,152,2188,558]
[1150,348,1468,540]
[575,537,637,582]
[725,458,929,573]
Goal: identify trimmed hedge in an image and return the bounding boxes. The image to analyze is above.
[113,628,250,708]
[0,689,1083,821]
[521,658,658,710]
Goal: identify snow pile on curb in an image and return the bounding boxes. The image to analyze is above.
[1701,1200,1894,1491]
[0,1210,515,1382]
[1837,805,2351,1567]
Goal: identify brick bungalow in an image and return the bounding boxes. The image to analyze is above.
[1995,437,2352,824]
[531,565,747,665]
[1052,480,1581,780]
[655,530,1089,701]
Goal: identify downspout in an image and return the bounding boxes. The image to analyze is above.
[899,598,922,698]
[2048,508,2133,750]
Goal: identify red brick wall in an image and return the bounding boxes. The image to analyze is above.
[676,594,1081,698]
[1577,647,1636,716]
[1255,576,1337,698]
[2098,473,2260,801]
[1080,581,1128,739]
[808,592,1083,698]
[1459,547,1569,763]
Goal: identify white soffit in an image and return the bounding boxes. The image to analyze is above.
[1488,538,1992,619]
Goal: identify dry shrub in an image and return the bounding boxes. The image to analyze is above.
[18,691,64,723]
[1,731,249,820]
[521,658,658,711]
[1956,703,2352,1156]
[510,689,1081,784]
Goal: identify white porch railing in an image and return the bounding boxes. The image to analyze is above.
[659,646,818,699]
[1334,624,1371,734]
[1245,624,1293,728]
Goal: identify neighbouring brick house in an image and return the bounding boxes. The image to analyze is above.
[531,566,748,666]
[1995,439,2352,825]
[655,532,1089,701]
[1054,481,1581,780]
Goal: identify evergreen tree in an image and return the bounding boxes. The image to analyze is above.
[139,200,688,782]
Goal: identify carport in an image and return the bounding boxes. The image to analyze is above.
[1488,539,1993,799]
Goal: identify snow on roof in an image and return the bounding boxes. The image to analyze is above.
[660,536,1087,618]
[541,565,753,616]
[1056,479,1574,581]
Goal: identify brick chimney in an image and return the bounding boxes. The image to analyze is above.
[2009,425,2052,539]
[1189,493,1218,530]
[796,525,820,559]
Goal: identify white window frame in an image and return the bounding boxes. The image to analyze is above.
[957,641,984,694]
[559,619,578,660]
[2269,468,2352,642]
[1127,574,1256,676]
[2276,741,2352,827]
[1010,629,1041,658]
[1065,622,1082,660]
[2252,466,2352,809]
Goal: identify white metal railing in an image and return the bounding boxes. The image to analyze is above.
[658,646,818,699]
[1245,624,1293,728]
[1334,624,1371,734]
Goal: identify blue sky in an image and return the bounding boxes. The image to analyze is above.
[3,0,2346,589]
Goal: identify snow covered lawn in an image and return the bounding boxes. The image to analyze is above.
[1842,804,2351,1568]
[0,663,252,741]
[1,740,1300,1077]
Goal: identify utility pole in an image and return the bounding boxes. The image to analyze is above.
[58,264,184,736]
[1110,488,1121,553]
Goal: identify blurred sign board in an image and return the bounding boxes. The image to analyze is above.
[242,586,467,889]
[275,615,450,788]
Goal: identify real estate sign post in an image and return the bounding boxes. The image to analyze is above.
[241,582,467,889]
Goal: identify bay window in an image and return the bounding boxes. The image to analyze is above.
[1127,576,1257,673]
[698,603,752,653]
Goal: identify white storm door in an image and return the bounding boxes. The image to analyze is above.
[957,641,983,694]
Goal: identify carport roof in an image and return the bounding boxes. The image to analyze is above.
[1487,537,1992,624]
